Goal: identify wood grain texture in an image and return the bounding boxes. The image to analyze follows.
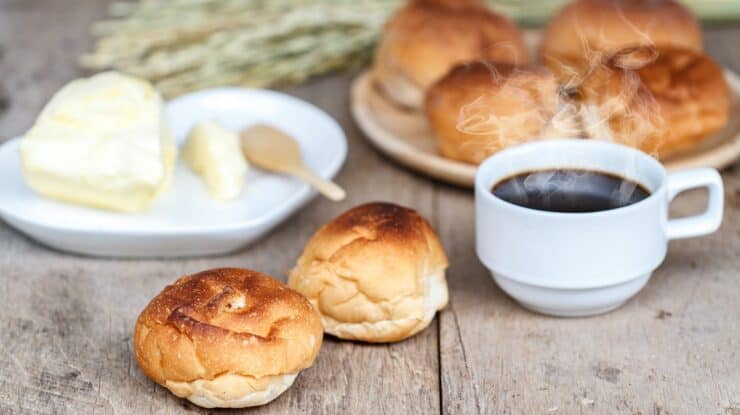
[0,1,739,414]
[437,185,740,414]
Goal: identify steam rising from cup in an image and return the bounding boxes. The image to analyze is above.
[452,44,666,204]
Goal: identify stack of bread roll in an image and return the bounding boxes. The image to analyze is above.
[371,0,731,163]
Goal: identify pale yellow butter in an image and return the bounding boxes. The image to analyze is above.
[20,72,176,212]
[182,122,248,201]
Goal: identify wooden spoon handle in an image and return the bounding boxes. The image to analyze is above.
[291,167,346,201]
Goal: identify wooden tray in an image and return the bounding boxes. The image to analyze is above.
[350,69,740,187]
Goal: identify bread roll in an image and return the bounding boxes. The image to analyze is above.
[575,47,730,156]
[288,202,448,343]
[541,0,702,73]
[425,61,580,164]
[373,0,529,110]
[635,47,730,156]
[134,268,323,408]
[574,48,666,154]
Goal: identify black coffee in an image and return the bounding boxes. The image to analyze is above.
[491,169,650,213]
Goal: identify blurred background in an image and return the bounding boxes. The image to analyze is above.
[75,0,740,98]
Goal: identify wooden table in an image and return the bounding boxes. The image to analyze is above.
[1,2,738,414]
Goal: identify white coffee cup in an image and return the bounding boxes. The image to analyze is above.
[475,139,724,317]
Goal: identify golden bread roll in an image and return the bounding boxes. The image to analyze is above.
[541,0,702,73]
[134,268,323,408]
[288,202,448,343]
[635,47,730,156]
[574,48,667,155]
[425,61,580,164]
[574,47,730,156]
[373,0,529,110]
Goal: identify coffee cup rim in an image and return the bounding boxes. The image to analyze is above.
[475,139,667,218]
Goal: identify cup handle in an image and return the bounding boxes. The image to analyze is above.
[665,168,724,240]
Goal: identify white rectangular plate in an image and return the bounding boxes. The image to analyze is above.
[0,88,347,257]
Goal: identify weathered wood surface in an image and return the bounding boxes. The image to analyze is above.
[0,2,738,414]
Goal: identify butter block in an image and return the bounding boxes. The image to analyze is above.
[20,71,176,212]
[182,122,248,201]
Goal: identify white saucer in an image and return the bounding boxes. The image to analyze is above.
[0,88,347,257]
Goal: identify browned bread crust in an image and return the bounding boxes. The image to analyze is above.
[425,61,579,164]
[288,202,449,343]
[541,0,702,71]
[373,0,529,109]
[574,47,729,156]
[574,47,667,154]
[637,47,730,156]
[134,268,322,386]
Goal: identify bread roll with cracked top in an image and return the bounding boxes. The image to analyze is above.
[373,0,529,110]
[634,47,730,156]
[288,202,449,343]
[573,48,667,155]
[134,268,323,408]
[574,47,730,156]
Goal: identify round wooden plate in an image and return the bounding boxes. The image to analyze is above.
[350,69,740,187]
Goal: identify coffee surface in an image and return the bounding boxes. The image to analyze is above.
[491,169,650,213]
